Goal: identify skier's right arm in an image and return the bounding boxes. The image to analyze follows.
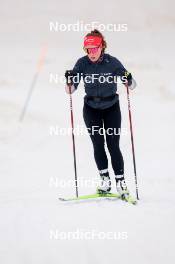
[65,70,76,94]
[65,59,83,94]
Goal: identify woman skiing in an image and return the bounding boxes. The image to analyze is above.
[65,29,136,200]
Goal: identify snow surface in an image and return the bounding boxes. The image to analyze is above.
[0,0,175,263]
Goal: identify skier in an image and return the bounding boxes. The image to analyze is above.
[65,29,136,200]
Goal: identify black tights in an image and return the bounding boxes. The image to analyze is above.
[83,101,124,175]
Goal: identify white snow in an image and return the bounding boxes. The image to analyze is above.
[0,0,175,263]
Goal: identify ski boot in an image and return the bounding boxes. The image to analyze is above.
[115,175,130,200]
[97,169,111,195]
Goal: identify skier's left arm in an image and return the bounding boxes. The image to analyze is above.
[113,57,137,89]
[123,71,137,90]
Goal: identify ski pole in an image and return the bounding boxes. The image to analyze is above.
[68,84,78,198]
[126,84,139,200]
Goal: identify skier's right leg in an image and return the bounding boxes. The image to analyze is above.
[97,168,111,193]
[83,103,108,171]
[83,103,111,193]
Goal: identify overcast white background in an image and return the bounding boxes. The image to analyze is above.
[0,0,175,263]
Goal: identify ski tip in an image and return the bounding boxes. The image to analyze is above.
[121,195,137,205]
[127,198,137,205]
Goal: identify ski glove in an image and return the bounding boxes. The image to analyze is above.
[65,70,76,85]
[125,72,132,86]
[124,72,137,90]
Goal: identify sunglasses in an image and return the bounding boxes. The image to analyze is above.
[84,46,101,54]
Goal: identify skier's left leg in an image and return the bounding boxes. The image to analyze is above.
[103,102,129,198]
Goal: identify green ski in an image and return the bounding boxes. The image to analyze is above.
[59,192,137,205]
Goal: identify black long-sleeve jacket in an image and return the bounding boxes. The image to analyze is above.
[72,53,131,109]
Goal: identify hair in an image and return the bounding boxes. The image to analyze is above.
[85,29,107,52]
